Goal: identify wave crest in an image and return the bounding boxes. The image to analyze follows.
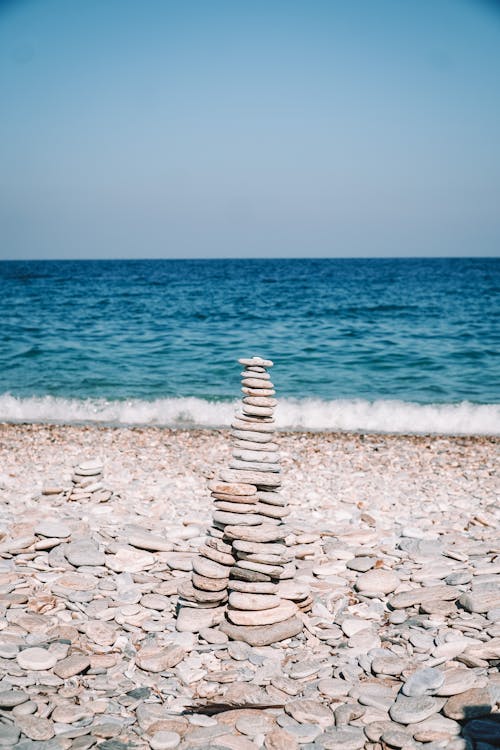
[0,393,498,435]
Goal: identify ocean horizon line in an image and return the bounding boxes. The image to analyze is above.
[1,255,499,263]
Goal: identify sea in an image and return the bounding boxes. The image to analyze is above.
[0,258,498,435]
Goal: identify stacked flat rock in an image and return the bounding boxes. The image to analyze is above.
[217,356,302,644]
[68,460,113,503]
[177,356,303,641]
[176,524,233,629]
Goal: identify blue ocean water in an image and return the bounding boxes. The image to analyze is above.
[0,258,498,434]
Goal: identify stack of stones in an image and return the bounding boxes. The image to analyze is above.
[177,356,304,645]
[68,460,113,503]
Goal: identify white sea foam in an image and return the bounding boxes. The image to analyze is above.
[0,393,498,435]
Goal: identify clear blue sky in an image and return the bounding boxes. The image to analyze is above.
[1,0,499,259]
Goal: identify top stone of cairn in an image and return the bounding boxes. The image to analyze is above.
[238,356,273,368]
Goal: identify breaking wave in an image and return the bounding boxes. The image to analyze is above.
[0,393,498,435]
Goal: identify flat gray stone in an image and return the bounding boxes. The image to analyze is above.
[319,726,365,749]
[402,667,445,697]
[389,695,443,724]
[65,539,105,567]
[0,723,20,746]
[0,689,29,708]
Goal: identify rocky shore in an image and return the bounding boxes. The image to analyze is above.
[0,423,498,750]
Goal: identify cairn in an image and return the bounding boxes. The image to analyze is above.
[41,459,114,503]
[177,356,304,645]
[69,460,113,503]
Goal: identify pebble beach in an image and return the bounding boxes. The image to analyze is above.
[0,423,499,750]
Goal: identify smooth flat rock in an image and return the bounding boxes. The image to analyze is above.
[220,469,281,487]
[125,528,173,552]
[236,550,289,565]
[232,429,275,442]
[192,573,228,592]
[371,656,407,676]
[83,620,117,646]
[220,615,303,645]
[319,726,366,750]
[106,547,155,573]
[459,590,500,613]
[228,580,278,594]
[402,667,445,697]
[178,580,227,603]
[233,449,279,463]
[65,539,105,567]
[241,378,274,390]
[0,689,29,708]
[435,668,478,696]
[208,481,257,496]
[213,510,264,526]
[278,580,310,600]
[53,654,91,678]
[232,420,276,434]
[176,605,225,633]
[410,713,462,739]
[243,396,278,408]
[235,560,284,577]
[149,731,181,750]
[283,699,333,729]
[136,645,185,672]
[16,647,59,671]
[228,592,281,610]
[234,440,278,452]
[255,503,289,519]
[264,728,299,750]
[224,524,287,543]
[241,406,275,419]
[443,687,494,719]
[230,459,280,472]
[389,585,459,609]
[193,556,231,579]
[35,520,71,538]
[14,715,55,740]
[239,357,273,367]
[235,711,276,736]
[358,684,395,711]
[355,569,400,595]
[199,543,235,565]
[233,540,287,556]
[0,723,20,745]
[389,695,444,724]
[214,500,259,513]
[227,600,297,626]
